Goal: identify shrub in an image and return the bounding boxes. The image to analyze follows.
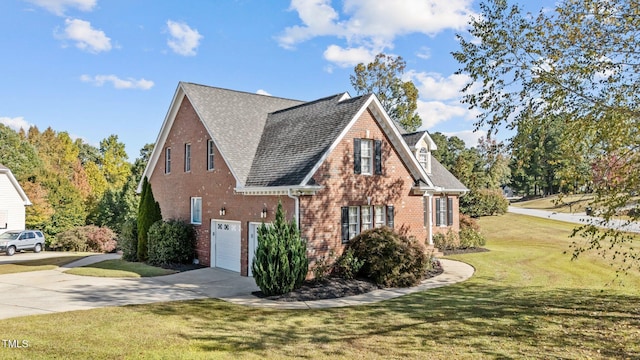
[252,201,309,296]
[432,229,460,250]
[119,218,138,261]
[137,177,162,262]
[334,248,364,280]
[461,188,509,217]
[147,219,196,266]
[347,227,428,288]
[311,251,334,282]
[52,226,117,252]
[459,227,486,249]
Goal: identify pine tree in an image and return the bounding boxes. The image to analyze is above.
[252,201,308,296]
[137,177,161,261]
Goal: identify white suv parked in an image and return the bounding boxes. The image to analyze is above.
[0,230,46,256]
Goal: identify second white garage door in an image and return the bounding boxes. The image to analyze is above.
[211,220,241,272]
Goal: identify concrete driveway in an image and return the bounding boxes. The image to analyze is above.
[0,254,259,320]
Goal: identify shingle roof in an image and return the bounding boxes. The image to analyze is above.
[401,131,425,148]
[429,155,468,191]
[180,82,304,185]
[246,94,372,186]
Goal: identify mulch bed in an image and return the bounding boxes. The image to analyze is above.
[442,247,489,256]
[253,263,445,302]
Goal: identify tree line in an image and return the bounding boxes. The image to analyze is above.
[0,123,152,239]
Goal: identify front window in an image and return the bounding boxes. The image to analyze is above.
[207,139,215,170]
[165,147,171,174]
[348,206,360,239]
[419,148,429,171]
[361,139,373,175]
[361,206,372,231]
[374,205,386,227]
[191,197,202,225]
[185,143,191,172]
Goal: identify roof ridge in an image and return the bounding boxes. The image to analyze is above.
[180,81,303,103]
[269,92,347,115]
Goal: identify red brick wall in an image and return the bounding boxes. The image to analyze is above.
[149,95,293,275]
[299,108,427,268]
[431,195,461,236]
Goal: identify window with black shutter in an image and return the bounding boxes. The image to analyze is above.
[447,197,454,226]
[353,138,361,174]
[374,140,382,175]
[341,207,350,243]
[386,205,394,229]
[435,198,443,226]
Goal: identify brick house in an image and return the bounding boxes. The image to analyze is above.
[141,82,467,276]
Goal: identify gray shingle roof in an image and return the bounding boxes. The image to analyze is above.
[246,94,372,186]
[180,82,304,185]
[429,155,468,191]
[401,131,425,148]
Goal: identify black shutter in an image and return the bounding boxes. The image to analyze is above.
[435,198,442,226]
[386,205,394,229]
[341,207,350,243]
[353,138,361,174]
[374,140,382,175]
[447,197,454,226]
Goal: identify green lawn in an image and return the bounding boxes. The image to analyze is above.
[0,213,638,359]
[511,194,595,213]
[0,254,90,275]
[64,259,177,278]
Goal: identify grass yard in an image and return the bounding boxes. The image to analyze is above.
[64,259,177,278]
[0,254,90,275]
[511,194,595,213]
[0,213,638,359]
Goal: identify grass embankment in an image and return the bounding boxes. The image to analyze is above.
[0,254,90,275]
[1,213,639,359]
[64,259,176,278]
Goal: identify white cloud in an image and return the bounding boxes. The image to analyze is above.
[417,100,472,128]
[406,71,471,101]
[80,74,154,90]
[0,116,33,132]
[278,0,475,66]
[256,89,271,96]
[166,20,203,56]
[59,18,111,53]
[27,0,96,16]
[416,47,431,60]
[443,129,486,148]
[323,45,376,67]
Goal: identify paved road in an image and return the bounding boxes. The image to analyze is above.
[0,253,475,319]
[508,206,640,233]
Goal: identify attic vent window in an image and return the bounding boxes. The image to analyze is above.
[419,148,429,171]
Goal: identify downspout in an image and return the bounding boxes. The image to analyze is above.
[287,188,300,229]
[427,192,433,245]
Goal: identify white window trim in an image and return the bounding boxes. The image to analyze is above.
[418,148,430,173]
[348,206,360,240]
[185,143,191,172]
[165,147,171,174]
[207,139,215,171]
[361,139,373,175]
[437,197,447,227]
[361,205,372,231]
[374,205,386,228]
[191,197,202,225]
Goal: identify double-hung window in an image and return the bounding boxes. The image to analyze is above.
[207,139,215,171]
[184,143,191,172]
[361,206,372,231]
[165,147,171,174]
[435,197,454,226]
[342,205,394,243]
[191,197,202,225]
[354,138,383,175]
[419,148,429,171]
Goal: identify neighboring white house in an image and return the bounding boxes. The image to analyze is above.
[0,164,31,234]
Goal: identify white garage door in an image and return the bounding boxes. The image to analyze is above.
[211,220,241,272]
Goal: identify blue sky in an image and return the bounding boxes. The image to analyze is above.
[0,0,552,160]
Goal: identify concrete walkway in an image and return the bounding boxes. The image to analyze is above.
[0,254,474,319]
[508,206,640,233]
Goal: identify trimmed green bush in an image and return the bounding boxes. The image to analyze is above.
[147,219,196,266]
[137,177,162,262]
[347,227,428,288]
[334,248,364,280]
[119,218,138,262]
[252,201,309,296]
[461,188,509,217]
[52,225,117,252]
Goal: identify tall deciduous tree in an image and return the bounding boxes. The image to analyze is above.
[454,0,640,270]
[350,53,422,132]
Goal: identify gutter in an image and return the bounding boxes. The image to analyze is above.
[287,188,300,229]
